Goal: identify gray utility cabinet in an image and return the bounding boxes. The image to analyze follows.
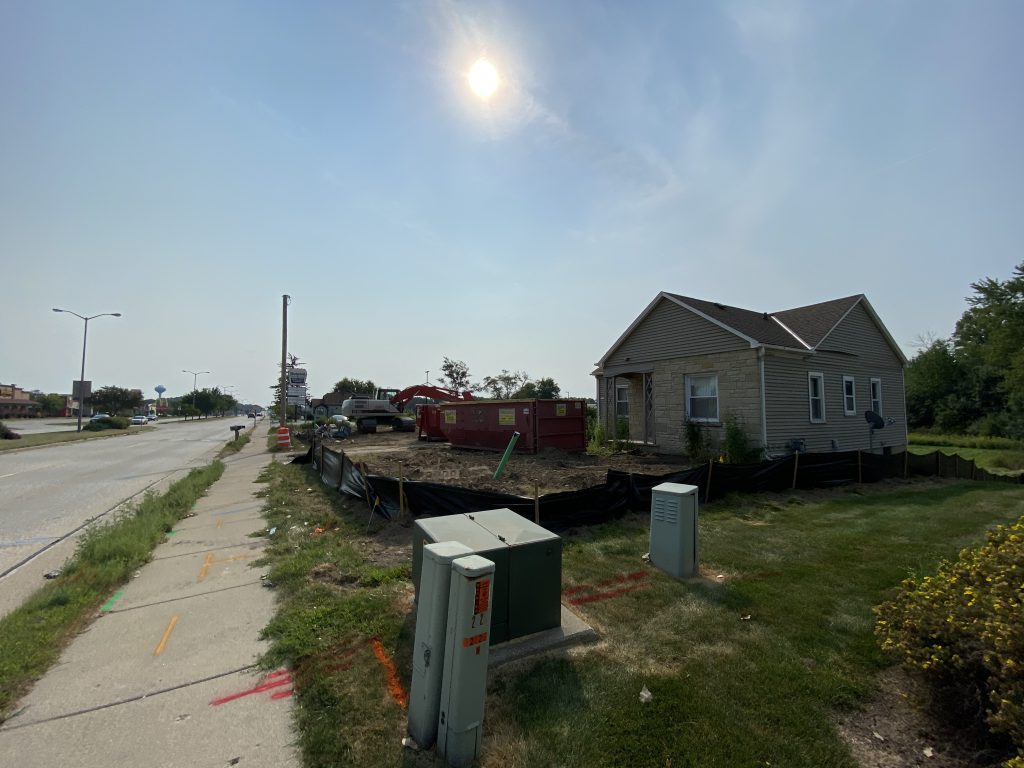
[649,482,699,579]
[412,508,562,645]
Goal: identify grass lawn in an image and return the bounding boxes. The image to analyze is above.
[0,426,158,451]
[907,444,1024,475]
[256,463,1024,768]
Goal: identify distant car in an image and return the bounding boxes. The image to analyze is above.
[89,413,110,421]
[130,415,148,425]
[247,412,255,418]
[147,414,157,421]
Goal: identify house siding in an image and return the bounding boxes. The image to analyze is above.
[764,303,906,454]
[604,297,748,368]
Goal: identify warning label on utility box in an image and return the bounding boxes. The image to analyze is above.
[474,579,490,615]
[498,408,515,426]
[444,410,456,424]
[556,404,567,416]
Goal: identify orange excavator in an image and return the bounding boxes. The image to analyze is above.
[339,385,473,436]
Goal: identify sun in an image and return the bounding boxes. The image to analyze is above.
[467,57,499,99]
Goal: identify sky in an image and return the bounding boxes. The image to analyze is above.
[3,0,1023,406]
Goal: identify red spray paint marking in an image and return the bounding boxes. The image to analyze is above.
[371,638,408,709]
[210,669,293,706]
[566,581,651,606]
[562,571,649,604]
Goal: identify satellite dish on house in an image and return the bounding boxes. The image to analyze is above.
[865,411,884,430]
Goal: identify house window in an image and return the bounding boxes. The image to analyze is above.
[615,383,629,418]
[842,375,856,416]
[870,378,882,415]
[808,372,826,423]
[686,374,719,422]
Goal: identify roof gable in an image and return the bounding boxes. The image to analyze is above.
[597,291,906,370]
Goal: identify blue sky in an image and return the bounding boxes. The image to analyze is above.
[3,1,1022,405]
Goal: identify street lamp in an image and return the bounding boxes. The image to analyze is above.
[52,308,122,432]
[182,369,210,417]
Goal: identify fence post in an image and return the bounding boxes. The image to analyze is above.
[857,450,862,484]
[706,460,713,503]
[792,450,800,490]
[534,482,540,525]
[398,462,405,519]
[903,450,909,479]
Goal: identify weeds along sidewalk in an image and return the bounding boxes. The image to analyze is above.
[0,420,299,768]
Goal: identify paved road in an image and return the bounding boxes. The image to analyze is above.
[0,417,257,615]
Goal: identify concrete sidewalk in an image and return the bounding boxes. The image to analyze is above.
[0,423,299,768]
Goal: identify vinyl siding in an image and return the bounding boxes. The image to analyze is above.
[604,297,748,368]
[764,303,906,454]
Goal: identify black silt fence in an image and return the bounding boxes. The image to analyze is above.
[300,439,1022,532]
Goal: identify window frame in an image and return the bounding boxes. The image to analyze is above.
[615,383,630,419]
[808,372,826,423]
[870,377,882,416]
[685,373,720,423]
[842,375,856,416]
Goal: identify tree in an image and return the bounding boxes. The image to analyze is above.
[514,377,561,399]
[482,370,529,400]
[87,386,143,416]
[332,378,376,395]
[437,358,476,392]
[30,392,66,417]
[951,262,1024,436]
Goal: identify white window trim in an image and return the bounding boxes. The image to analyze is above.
[870,377,883,416]
[842,375,856,416]
[808,372,826,423]
[686,373,720,423]
[615,383,629,418]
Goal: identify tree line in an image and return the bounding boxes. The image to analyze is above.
[331,357,563,400]
[29,386,238,419]
[906,262,1024,438]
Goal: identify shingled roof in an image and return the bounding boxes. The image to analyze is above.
[598,291,906,368]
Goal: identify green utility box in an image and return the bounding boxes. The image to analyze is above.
[412,508,562,645]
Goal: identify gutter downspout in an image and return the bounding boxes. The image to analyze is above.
[758,347,768,452]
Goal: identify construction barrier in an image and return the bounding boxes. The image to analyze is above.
[276,426,291,449]
[302,438,1024,532]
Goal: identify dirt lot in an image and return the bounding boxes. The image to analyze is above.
[307,427,691,496]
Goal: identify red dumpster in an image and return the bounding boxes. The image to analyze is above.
[438,399,586,453]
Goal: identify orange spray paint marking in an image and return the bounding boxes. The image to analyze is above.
[371,638,408,709]
[154,615,179,656]
[198,553,214,582]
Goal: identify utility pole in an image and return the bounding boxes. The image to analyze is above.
[280,295,290,429]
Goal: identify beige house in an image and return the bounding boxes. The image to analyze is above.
[593,293,908,457]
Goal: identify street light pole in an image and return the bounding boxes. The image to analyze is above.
[52,308,121,432]
[182,369,210,418]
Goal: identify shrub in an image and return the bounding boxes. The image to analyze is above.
[685,420,711,462]
[723,414,759,463]
[614,417,630,451]
[0,421,21,440]
[83,416,129,431]
[875,515,1024,763]
[586,420,611,457]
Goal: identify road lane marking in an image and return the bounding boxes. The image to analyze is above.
[154,615,179,656]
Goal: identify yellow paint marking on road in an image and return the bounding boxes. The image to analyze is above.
[210,553,259,565]
[154,615,179,656]
[198,553,214,582]
[216,518,223,529]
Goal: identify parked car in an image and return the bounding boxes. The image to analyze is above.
[147,414,157,421]
[89,413,110,421]
[130,415,148,425]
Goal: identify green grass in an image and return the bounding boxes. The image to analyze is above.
[218,432,252,457]
[257,465,1024,768]
[0,461,224,721]
[0,427,150,451]
[908,443,1024,475]
[909,432,1022,450]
